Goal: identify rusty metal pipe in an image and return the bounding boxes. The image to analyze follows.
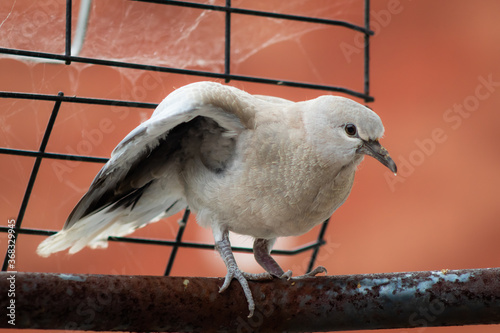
[1,268,500,331]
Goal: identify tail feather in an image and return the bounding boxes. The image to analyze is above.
[37,230,75,257]
[37,206,122,257]
[37,198,186,257]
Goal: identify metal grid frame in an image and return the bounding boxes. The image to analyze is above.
[0,0,373,274]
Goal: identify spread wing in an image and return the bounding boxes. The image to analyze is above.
[63,118,192,230]
[37,81,253,256]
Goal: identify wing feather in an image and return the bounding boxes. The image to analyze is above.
[38,81,255,256]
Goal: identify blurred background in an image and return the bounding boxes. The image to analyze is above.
[1,0,499,332]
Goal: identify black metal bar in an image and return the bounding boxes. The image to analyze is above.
[0,147,109,163]
[0,227,55,237]
[2,268,499,331]
[134,0,374,35]
[306,218,330,273]
[110,234,323,256]
[0,48,374,101]
[0,91,157,108]
[1,92,64,271]
[224,0,231,83]
[65,0,72,65]
[164,209,190,276]
[0,225,322,256]
[364,0,371,102]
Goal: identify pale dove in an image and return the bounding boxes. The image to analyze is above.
[37,81,397,317]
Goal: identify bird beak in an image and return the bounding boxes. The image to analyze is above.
[357,140,397,174]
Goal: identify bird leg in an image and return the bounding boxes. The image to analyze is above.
[253,238,292,279]
[254,238,328,279]
[216,234,327,318]
[215,231,271,318]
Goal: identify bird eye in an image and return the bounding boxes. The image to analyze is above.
[344,123,357,137]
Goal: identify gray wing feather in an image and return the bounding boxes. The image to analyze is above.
[64,81,248,229]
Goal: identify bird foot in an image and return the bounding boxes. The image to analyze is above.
[219,266,256,318]
[292,266,328,279]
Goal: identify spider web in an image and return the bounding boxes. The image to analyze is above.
[0,0,362,72]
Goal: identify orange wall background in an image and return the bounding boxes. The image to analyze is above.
[1,1,500,332]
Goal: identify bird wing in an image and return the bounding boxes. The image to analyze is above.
[37,81,255,256]
[253,94,294,105]
[65,81,253,228]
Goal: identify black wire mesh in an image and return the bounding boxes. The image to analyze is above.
[0,0,373,277]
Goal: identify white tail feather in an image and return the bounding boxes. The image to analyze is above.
[37,197,186,257]
[37,230,74,257]
[37,208,142,257]
[37,207,120,257]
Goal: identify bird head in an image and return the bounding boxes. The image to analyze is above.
[303,95,397,174]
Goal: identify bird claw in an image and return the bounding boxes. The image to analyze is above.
[280,270,293,280]
[219,266,256,318]
[307,265,328,276]
[292,266,328,279]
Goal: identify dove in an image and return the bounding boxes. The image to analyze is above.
[37,81,397,317]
